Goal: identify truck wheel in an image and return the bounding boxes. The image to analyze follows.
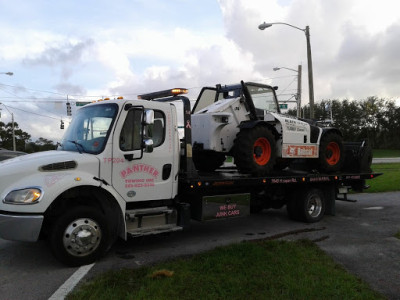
[233,126,276,176]
[49,206,111,266]
[193,150,226,172]
[298,189,326,223]
[318,132,344,173]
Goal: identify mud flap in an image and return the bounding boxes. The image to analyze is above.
[324,184,336,216]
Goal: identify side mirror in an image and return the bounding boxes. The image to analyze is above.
[144,138,153,153]
[144,109,154,125]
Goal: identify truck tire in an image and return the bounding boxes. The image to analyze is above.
[193,150,226,172]
[318,132,344,173]
[298,188,326,223]
[233,126,276,176]
[49,206,112,266]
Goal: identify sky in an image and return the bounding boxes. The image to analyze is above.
[0,0,400,143]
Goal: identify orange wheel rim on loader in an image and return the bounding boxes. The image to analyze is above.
[325,142,340,165]
[253,138,271,166]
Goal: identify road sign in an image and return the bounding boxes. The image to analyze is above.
[279,104,288,109]
[76,102,91,107]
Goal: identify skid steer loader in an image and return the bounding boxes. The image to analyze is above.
[191,81,347,175]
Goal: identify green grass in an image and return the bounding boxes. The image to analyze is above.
[395,231,400,240]
[373,149,400,158]
[67,239,383,300]
[368,163,400,193]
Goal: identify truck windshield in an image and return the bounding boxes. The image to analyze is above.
[246,84,278,113]
[59,103,118,154]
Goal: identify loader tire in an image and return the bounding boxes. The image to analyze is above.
[317,132,344,173]
[233,126,276,176]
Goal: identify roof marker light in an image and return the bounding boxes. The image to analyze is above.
[138,88,188,100]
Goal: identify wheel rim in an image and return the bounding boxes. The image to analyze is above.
[307,195,322,218]
[253,137,271,166]
[63,218,102,257]
[325,142,340,165]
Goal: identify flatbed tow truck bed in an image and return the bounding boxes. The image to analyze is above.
[179,166,382,222]
[180,167,380,190]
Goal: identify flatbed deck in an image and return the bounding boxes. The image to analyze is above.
[180,166,381,191]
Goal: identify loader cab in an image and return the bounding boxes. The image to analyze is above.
[192,82,280,117]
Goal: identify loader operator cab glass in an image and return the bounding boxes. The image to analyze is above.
[192,89,217,113]
[59,103,118,154]
[192,83,278,114]
[246,84,279,113]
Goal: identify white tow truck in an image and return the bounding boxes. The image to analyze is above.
[0,85,378,266]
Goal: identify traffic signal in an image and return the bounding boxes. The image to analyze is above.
[66,102,71,116]
[60,120,64,129]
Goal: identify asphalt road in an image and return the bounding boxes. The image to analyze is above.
[1,191,400,299]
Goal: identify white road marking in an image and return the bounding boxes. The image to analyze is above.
[48,263,95,300]
[363,206,384,210]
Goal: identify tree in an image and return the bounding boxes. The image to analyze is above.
[0,121,31,151]
[25,137,57,153]
[286,97,399,149]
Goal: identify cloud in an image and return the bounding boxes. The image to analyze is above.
[2,0,400,145]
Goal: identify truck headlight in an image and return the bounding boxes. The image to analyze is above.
[3,188,43,204]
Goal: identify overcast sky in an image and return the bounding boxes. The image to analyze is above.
[1,0,399,143]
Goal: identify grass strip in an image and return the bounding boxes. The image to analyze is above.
[368,163,400,193]
[372,149,400,158]
[67,239,383,300]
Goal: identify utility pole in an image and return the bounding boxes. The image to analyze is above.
[0,103,16,151]
[296,64,302,118]
[1,71,15,150]
[11,112,16,151]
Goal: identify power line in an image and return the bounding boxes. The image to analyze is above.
[1,103,61,121]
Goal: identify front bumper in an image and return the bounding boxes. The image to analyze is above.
[0,213,43,242]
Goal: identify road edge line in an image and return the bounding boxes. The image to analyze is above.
[48,263,95,300]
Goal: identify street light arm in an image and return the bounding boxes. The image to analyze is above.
[273,66,298,73]
[259,22,305,33]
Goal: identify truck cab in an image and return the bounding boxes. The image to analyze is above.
[0,97,182,266]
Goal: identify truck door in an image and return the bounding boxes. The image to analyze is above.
[111,102,178,202]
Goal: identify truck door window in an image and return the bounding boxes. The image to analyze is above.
[120,109,143,151]
[120,109,166,151]
[150,111,165,147]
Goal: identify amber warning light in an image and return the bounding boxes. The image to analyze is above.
[138,88,188,100]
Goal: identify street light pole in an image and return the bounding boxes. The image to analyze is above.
[273,65,302,118]
[304,26,314,119]
[259,22,315,119]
